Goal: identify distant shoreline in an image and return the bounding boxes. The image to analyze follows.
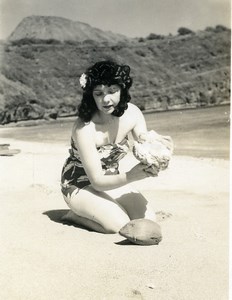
[0,103,230,129]
[0,104,230,159]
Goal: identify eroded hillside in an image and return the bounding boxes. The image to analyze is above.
[0,17,230,124]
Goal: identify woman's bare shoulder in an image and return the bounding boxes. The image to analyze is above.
[127,103,142,114]
[125,103,144,120]
[72,117,94,136]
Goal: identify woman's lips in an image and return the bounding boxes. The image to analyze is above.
[103,105,113,109]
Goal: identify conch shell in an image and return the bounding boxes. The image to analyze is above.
[133,130,174,176]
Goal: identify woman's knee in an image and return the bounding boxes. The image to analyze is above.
[65,189,130,233]
[103,215,130,233]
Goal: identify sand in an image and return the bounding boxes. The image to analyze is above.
[0,138,230,300]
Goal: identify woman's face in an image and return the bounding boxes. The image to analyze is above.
[93,84,121,114]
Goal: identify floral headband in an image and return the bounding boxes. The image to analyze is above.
[79,61,132,90]
[79,73,88,89]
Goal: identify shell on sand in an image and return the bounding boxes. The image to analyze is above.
[119,219,162,246]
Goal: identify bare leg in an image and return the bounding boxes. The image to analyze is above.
[63,186,130,233]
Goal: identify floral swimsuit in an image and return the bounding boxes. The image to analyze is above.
[61,137,130,196]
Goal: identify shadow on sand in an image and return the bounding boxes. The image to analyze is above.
[43,209,92,231]
[43,209,135,245]
[43,209,166,246]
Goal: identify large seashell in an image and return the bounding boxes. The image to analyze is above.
[119,219,162,245]
[133,136,172,174]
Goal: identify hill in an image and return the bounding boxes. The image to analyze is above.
[8,15,128,44]
[0,16,230,124]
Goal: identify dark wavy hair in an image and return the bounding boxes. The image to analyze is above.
[78,60,133,122]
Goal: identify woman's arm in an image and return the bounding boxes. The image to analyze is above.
[129,104,173,152]
[73,120,147,192]
[128,103,148,140]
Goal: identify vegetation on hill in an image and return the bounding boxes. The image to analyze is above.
[0,16,230,124]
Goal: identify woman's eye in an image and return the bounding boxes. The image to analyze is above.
[94,88,119,96]
[94,92,102,97]
[109,89,118,94]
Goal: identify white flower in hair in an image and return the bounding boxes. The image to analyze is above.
[79,73,87,88]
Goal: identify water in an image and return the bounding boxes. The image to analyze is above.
[0,105,230,159]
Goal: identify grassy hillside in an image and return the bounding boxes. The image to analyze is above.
[0,25,230,124]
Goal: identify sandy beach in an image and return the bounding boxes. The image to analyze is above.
[0,134,229,300]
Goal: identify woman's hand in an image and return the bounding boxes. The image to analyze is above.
[126,162,154,183]
[157,135,174,153]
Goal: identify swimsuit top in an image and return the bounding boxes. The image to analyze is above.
[61,136,130,195]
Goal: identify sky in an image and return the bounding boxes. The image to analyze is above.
[0,0,230,40]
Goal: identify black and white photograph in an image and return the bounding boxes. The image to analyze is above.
[0,0,230,299]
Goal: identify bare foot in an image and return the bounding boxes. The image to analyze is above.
[61,210,106,233]
[61,210,80,223]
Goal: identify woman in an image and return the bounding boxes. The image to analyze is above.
[61,60,169,234]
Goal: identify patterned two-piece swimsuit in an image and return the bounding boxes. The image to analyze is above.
[61,136,130,197]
